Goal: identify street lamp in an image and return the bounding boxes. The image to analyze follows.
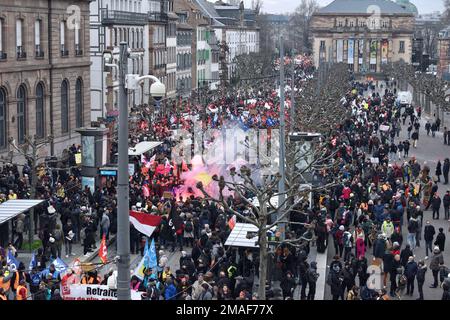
[104,42,165,300]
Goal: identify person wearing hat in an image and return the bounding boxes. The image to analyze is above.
[430,246,444,288]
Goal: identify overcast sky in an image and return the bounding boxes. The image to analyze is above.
[249,0,445,15]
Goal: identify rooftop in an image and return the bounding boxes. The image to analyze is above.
[316,0,414,15]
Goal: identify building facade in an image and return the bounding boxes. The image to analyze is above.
[90,0,147,122]
[147,0,168,100]
[437,26,450,81]
[194,0,259,82]
[174,0,209,91]
[165,0,177,98]
[176,13,193,98]
[0,0,91,158]
[311,0,415,76]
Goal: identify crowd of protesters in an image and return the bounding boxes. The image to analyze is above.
[1,55,449,300]
[320,81,450,300]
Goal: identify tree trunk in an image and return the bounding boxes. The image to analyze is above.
[257,205,268,300]
[29,149,37,252]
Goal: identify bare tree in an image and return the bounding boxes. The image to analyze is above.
[289,0,319,54]
[7,134,54,250]
[293,63,353,133]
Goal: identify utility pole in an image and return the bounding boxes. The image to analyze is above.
[278,36,286,241]
[117,41,131,300]
[290,61,296,132]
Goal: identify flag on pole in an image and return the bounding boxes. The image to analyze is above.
[228,215,237,230]
[134,238,158,280]
[129,211,162,237]
[148,238,157,269]
[99,234,108,264]
[7,250,20,270]
[28,252,37,271]
[143,238,150,268]
[52,257,68,274]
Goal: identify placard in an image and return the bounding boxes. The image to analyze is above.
[61,284,142,300]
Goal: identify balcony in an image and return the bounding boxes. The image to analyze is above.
[0,52,6,61]
[35,45,44,58]
[75,44,83,56]
[101,9,148,26]
[61,50,69,57]
[148,12,168,23]
[16,47,26,60]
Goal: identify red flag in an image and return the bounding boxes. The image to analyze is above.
[228,215,236,230]
[129,211,162,237]
[99,235,108,264]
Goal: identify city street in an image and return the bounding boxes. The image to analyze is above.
[324,86,450,300]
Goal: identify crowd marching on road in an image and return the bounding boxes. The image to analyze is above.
[0,55,449,300]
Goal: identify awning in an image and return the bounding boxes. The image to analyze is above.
[128,141,162,156]
[225,223,259,248]
[0,199,45,225]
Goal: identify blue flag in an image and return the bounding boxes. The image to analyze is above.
[29,252,37,271]
[51,258,68,274]
[143,238,150,268]
[148,239,157,269]
[7,250,20,270]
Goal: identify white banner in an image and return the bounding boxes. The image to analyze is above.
[370,157,379,164]
[336,40,344,63]
[379,124,390,132]
[348,39,354,64]
[61,284,142,300]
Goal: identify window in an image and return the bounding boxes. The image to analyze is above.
[75,78,83,128]
[399,41,405,53]
[131,29,135,48]
[0,88,6,148]
[75,20,82,55]
[16,19,25,58]
[114,28,118,46]
[34,20,43,57]
[0,18,5,56]
[35,82,45,138]
[61,80,69,134]
[17,85,26,144]
[60,21,68,56]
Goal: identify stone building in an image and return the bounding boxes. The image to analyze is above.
[437,26,450,81]
[176,13,193,97]
[89,0,148,122]
[311,0,415,77]
[0,0,91,158]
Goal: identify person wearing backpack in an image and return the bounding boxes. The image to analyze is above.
[407,215,419,250]
[183,217,195,248]
[52,224,63,258]
[306,261,319,300]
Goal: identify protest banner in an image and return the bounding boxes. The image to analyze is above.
[61,284,141,300]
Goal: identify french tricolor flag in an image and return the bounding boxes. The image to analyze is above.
[129,211,162,237]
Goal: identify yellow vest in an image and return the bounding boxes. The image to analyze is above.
[0,276,10,292]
